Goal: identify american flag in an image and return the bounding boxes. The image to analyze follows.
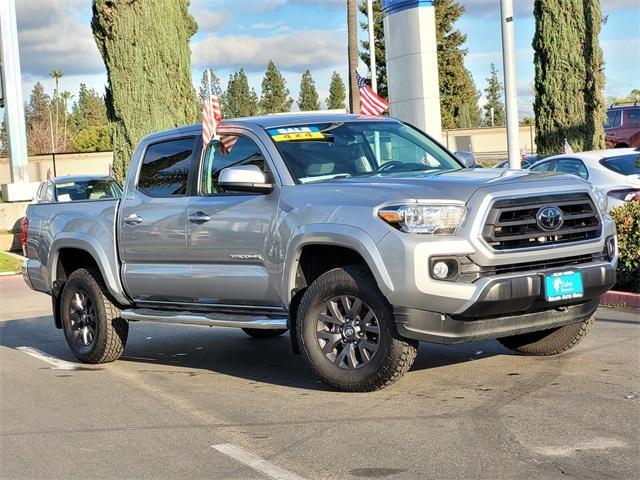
[219,135,239,156]
[202,93,222,148]
[356,71,388,116]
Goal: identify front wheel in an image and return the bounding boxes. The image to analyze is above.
[296,266,417,392]
[497,315,594,356]
[60,268,128,363]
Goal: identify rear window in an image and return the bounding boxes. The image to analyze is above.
[138,137,195,197]
[600,154,640,176]
[54,179,122,202]
[605,110,622,129]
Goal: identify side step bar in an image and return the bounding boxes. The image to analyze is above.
[120,308,287,330]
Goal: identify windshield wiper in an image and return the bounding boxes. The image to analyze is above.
[299,173,352,184]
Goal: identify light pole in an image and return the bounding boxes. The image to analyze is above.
[500,0,520,168]
[367,0,377,94]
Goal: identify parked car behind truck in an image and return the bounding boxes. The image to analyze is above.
[23,114,617,391]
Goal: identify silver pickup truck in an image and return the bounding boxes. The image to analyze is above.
[23,113,617,391]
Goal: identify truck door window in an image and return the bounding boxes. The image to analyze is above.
[605,110,621,129]
[200,135,268,194]
[138,137,195,197]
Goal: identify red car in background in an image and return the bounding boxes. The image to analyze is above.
[605,103,640,148]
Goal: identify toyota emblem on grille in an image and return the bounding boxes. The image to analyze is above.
[536,206,563,231]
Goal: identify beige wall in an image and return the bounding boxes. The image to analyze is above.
[443,126,537,163]
[0,151,113,185]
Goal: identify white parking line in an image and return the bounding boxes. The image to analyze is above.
[16,346,81,370]
[212,444,305,480]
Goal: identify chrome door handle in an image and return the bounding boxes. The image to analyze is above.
[124,214,143,226]
[188,211,211,223]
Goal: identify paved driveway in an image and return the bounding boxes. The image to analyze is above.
[1,274,638,479]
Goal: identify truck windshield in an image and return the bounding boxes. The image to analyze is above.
[266,121,462,183]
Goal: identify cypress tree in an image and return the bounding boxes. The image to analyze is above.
[358,0,387,99]
[533,0,605,155]
[259,61,293,114]
[297,70,320,111]
[327,72,347,110]
[224,69,259,118]
[483,63,505,126]
[92,0,199,179]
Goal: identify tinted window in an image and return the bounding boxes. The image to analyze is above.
[138,137,195,197]
[530,161,554,172]
[555,159,588,180]
[54,179,123,202]
[600,154,640,175]
[605,110,621,129]
[269,122,461,183]
[201,135,266,194]
[626,109,640,126]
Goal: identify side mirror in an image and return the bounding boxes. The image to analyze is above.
[218,164,273,194]
[455,151,479,168]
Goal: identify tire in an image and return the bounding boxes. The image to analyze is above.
[296,266,417,392]
[60,268,128,364]
[242,328,287,338]
[497,315,594,356]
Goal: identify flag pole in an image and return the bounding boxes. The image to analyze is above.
[367,0,382,160]
[500,0,520,169]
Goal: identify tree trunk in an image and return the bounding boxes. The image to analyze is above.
[347,0,360,114]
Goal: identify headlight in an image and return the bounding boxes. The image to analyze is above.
[378,204,466,234]
[592,187,608,215]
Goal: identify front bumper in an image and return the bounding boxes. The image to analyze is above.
[394,261,615,344]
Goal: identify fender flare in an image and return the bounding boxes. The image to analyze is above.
[49,233,131,306]
[281,224,394,306]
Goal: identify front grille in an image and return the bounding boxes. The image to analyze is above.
[483,193,601,250]
[458,252,606,282]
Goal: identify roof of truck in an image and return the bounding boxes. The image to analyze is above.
[143,113,394,142]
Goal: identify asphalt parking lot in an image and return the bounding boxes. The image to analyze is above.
[1,274,639,480]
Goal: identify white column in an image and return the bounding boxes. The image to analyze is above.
[383,0,442,141]
[500,0,520,168]
[1,0,29,184]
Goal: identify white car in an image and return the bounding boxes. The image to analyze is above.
[529,149,640,210]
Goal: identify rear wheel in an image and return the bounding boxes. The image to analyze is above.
[296,266,417,392]
[242,328,287,338]
[60,268,128,363]
[497,315,594,356]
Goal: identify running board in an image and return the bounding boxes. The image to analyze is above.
[120,309,288,330]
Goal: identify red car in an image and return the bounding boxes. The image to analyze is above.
[605,103,640,148]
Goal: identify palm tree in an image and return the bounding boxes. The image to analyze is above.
[60,91,74,149]
[50,69,63,151]
[347,0,360,113]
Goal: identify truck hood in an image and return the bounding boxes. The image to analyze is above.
[319,168,588,202]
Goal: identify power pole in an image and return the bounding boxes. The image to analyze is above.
[347,0,360,114]
[500,0,520,168]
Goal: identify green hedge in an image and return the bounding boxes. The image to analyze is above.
[610,201,640,293]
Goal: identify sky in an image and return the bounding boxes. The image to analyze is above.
[12,0,640,119]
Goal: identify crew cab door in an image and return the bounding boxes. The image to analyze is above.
[119,135,197,304]
[187,132,281,308]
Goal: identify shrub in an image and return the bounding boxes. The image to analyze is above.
[609,201,640,293]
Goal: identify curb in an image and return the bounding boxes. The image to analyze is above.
[601,290,640,309]
[0,271,21,276]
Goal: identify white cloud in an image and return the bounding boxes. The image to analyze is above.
[16,0,104,78]
[460,0,639,18]
[192,29,346,72]
[195,10,231,33]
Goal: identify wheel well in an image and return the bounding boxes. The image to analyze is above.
[52,248,101,329]
[288,244,370,355]
[614,143,629,148]
[295,244,369,292]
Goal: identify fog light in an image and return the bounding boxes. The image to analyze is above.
[432,261,449,279]
[605,235,616,261]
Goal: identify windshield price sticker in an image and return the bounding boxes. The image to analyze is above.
[268,126,325,142]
